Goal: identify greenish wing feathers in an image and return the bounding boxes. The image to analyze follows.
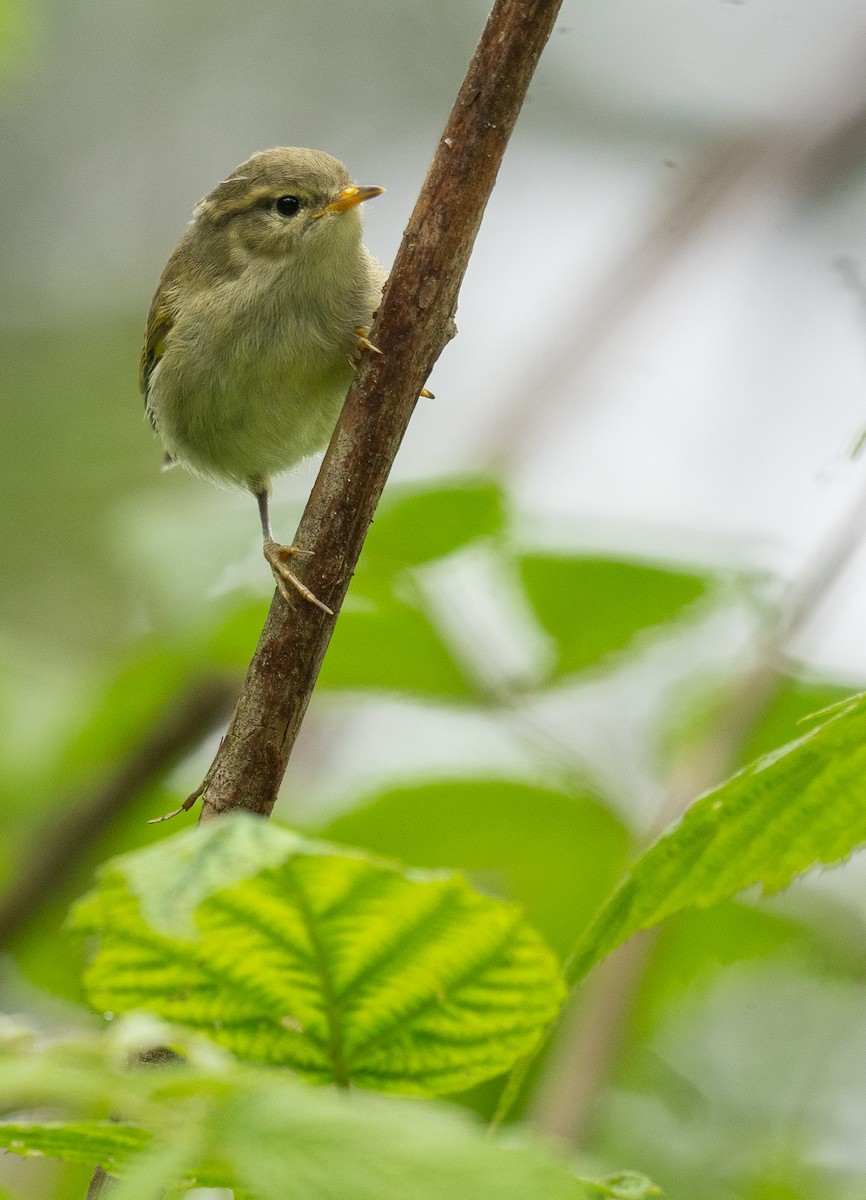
[139,304,174,424]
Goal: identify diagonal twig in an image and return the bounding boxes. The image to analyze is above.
[0,676,237,949]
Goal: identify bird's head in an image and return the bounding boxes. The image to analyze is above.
[192,147,383,263]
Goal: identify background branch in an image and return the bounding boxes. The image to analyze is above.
[0,676,237,950]
[196,0,566,823]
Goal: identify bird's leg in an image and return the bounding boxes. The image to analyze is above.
[255,488,334,616]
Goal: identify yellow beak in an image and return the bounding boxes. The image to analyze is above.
[312,185,384,219]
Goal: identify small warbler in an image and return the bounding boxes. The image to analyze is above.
[140,147,386,614]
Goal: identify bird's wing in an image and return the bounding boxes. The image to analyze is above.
[139,302,174,426]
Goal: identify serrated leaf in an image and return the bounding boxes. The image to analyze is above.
[72,815,564,1095]
[0,1121,150,1170]
[566,691,866,986]
[519,555,709,678]
[317,599,471,696]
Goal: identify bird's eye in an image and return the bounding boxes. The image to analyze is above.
[275,195,301,217]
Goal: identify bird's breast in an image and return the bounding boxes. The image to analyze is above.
[149,266,357,486]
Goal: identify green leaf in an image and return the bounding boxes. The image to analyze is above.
[203,596,270,671]
[0,1122,150,1170]
[519,555,709,678]
[738,676,856,763]
[321,778,630,957]
[354,478,506,596]
[56,643,193,783]
[218,1077,591,1200]
[0,1024,591,1200]
[317,599,471,697]
[566,691,866,986]
[72,815,564,1095]
[582,1173,662,1200]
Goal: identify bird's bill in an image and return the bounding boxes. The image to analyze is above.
[312,185,384,219]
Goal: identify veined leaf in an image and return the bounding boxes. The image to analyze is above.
[520,554,709,678]
[0,1121,150,1170]
[566,691,866,986]
[72,815,564,1095]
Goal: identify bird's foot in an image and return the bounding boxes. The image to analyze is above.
[353,325,382,357]
[263,539,333,616]
[347,326,434,398]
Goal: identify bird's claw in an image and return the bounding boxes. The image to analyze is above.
[348,326,433,399]
[353,325,382,357]
[263,539,333,615]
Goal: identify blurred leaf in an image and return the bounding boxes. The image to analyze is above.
[354,478,506,598]
[218,1077,590,1200]
[56,643,193,783]
[519,555,709,678]
[0,1022,591,1200]
[584,1172,662,1199]
[566,691,866,986]
[184,482,506,693]
[318,599,471,697]
[738,676,857,763]
[72,815,564,1095]
[203,595,270,671]
[660,673,857,772]
[321,778,630,957]
[0,1122,150,1170]
[0,0,41,80]
[632,901,814,1042]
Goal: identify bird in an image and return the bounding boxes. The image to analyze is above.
[139,147,387,615]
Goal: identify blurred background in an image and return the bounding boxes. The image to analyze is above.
[5,0,866,1197]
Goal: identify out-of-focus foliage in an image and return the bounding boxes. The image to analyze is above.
[0,0,40,82]
[3,480,866,1200]
[0,1018,597,1200]
[519,555,710,680]
[322,778,630,958]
